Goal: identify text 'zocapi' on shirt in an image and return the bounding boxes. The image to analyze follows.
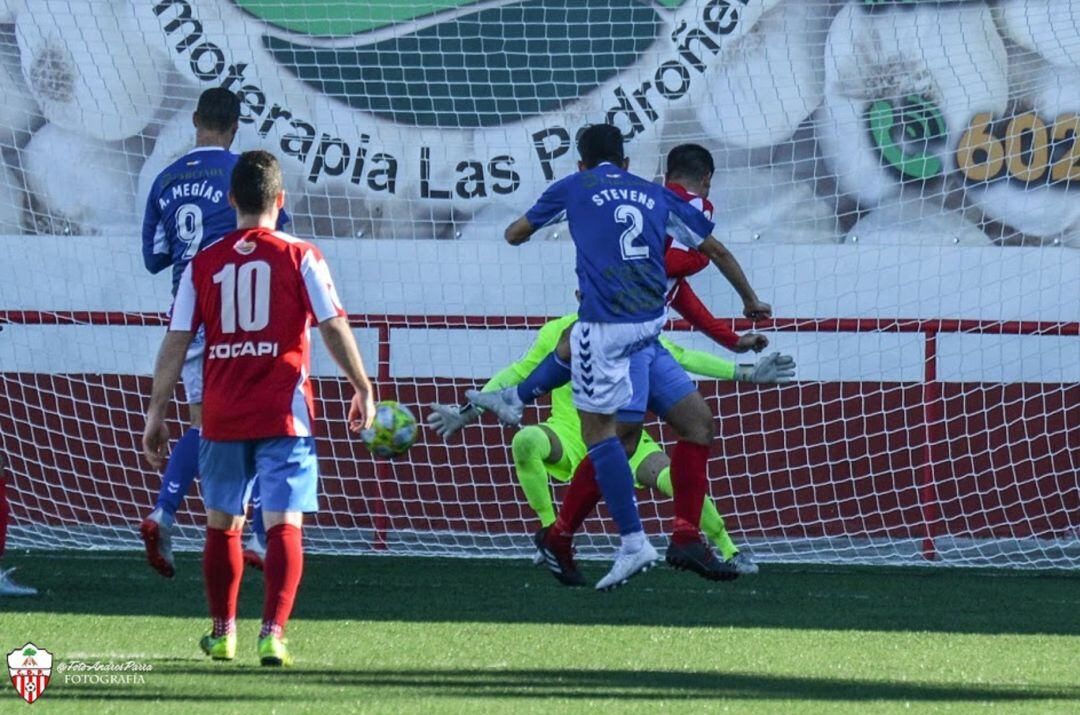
[169,228,346,442]
[524,163,715,324]
[142,147,289,293]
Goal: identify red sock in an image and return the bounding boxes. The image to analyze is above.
[261,524,303,638]
[671,441,710,544]
[203,528,243,636]
[0,472,9,558]
[552,456,602,538]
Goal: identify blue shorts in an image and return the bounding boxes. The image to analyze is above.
[617,342,697,423]
[198,437,319,516]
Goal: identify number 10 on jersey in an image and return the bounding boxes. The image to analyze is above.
[212,261,271,333]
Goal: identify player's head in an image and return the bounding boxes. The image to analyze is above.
[193,88,241,147]
[577,124,628,171]
[665,144,715,197]
[230,150,285,224]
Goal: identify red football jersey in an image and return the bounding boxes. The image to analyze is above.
[662,182,741,351]
[170,228,346,441]
[664,182,713,282]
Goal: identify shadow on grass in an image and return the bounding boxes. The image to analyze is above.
[4,552,1079,636]
[57,667,1080,703]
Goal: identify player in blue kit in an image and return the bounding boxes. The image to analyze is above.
[139,88,287,578]
[471,126,770,590]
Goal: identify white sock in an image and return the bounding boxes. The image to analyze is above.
[621,530,645,554]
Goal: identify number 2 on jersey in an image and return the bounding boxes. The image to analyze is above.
[176,203,205,260]
[615,204,648,261]
[212,261,271,334]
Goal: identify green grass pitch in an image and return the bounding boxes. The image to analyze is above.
[0,552,1077,713]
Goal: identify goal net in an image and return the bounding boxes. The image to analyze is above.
[0,0,1077,568]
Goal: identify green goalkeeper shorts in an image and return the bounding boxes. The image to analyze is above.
[541,420,662,489]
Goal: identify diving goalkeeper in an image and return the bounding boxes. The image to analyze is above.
[428,313,795,575]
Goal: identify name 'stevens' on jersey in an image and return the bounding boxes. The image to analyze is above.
[525,164,715,324]
[169,228,346,442]
[142,147,289,291]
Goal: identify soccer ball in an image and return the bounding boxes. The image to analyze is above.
[361,401,418,459]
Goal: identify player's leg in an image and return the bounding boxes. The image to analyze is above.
[634,443,756,573]
[243,477,266,571]
[196,438,253,661]
[468,325,574,425]
[513,325,574,404]
[254,436,319,667]
[512,425,561,528]
[140,334,205,577]
[0,457,37,597]
[647,346,738,581]
[583,331,662,591]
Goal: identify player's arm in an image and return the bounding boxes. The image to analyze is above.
[504,176,571,245]
[428,316,571,438]
[665,190,771,321]
[141,184,172,274]
[696,236,771,321]
[301,249,376,432]
[142,265,198,468]
[662,337,797,384]
[318,317,375,433]
[669,279,768,353]
[661,336,735,380]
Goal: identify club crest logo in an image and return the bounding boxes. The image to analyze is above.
[233,238,258,255]
[7,644,53,704]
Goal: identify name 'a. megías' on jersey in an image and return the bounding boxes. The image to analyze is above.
[169,228,346,442]
[142,147,289,291]
[525,163,715,324]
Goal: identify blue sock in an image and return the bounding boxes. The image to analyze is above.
[249,479,266,548]
[515,351,571,405]
[589,436,642,536]
[154,427,200,521]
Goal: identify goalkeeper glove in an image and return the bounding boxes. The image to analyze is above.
[426,402,481,439]
[734,352,796,384]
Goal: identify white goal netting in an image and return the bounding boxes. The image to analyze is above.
[0,0,1077,568]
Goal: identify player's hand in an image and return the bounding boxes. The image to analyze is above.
[348,389,376,434]
[739,352,796,384]
[142,414,171,470]
[743,298,772,322]
[426,403,478,439]
[735,333,769,353]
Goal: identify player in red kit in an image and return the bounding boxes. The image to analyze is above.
[142,151,375,666]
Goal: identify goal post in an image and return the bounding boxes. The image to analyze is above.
[0,1,1078,568]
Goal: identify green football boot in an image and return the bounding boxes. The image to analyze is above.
[258,634,293,667]
[199,632,237,661]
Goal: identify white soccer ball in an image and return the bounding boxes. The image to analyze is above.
[17,0,166,141]
[817,1,1008,208]
[24,123,138,232]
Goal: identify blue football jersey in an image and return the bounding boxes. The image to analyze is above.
[525,163,715,323]
[141,147,289,292]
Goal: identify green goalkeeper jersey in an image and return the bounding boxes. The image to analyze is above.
[482,313,736,430]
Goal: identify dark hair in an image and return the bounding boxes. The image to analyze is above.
[194,88,241,133]
[577,124,625,169]
[230,150,283,215]
[666,144,715,182]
